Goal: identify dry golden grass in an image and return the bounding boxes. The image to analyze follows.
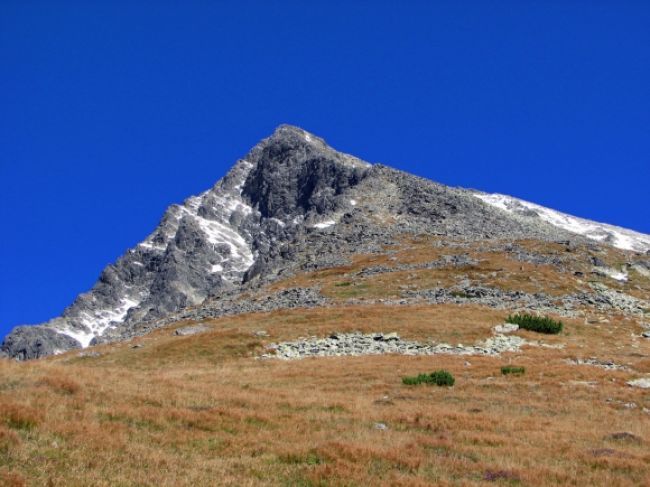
[1,238,649,486]
[1,301,649,486]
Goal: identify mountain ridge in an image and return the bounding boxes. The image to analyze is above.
[2,124,648,360]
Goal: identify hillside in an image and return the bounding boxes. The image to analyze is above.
[1,126,650,485]
[1,236,650,486]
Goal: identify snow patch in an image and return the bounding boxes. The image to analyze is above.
[138,241,167,252]
[313,219,336,229]
[596,267,629,282]
[179,207,254,271]
[61,297,141,347]
[475,193,650,253]
[211,264,223,273]
[270,217,286,227]
[350,199,357,206]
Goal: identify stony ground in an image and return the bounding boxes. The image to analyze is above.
[1,237,650,486]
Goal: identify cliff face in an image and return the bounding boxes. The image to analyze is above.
[3,125,648,360]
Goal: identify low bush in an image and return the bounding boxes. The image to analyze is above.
[402,370,455,387]
[506,313,563,334]
[402,374,429,386]
[501,365,525,375]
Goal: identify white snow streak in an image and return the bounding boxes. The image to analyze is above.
[270,217,286,227]
[475,193,650,253]
[61,297,141,347]
[179,206,255,271]
[596,267,629,282]
[313,220,336,229]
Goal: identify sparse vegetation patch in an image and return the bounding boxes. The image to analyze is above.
[501,365,525,375]
[402,370,455,387]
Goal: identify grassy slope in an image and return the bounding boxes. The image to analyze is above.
[1,239,649,486]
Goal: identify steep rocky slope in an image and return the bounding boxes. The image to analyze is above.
[2,125,649,360]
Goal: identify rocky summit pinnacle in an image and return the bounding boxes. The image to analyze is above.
[3,125,649,360]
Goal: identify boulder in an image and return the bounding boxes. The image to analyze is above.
[493,323,519,334]
[174,324,210,336]
[627,378,650,389]
[0,326,81,360]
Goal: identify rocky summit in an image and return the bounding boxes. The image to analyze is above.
[2,124,650,360]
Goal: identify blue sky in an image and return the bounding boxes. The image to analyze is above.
[1,1,649,338]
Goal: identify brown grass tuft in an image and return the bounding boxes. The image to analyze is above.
[0,470,26,487]
[39,373,80,395]
[0,426,19,453]
[0,403,39,431]
[483,469,521,482]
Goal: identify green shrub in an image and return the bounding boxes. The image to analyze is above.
[402,373,430,386]
[430,370,455,386]
[501,365,525,375]
[505,313,563,334]
[402,370,455,387]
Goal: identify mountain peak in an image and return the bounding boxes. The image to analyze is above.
[272,124,322,141]
[251,124,328,153]
[3,127,649,360]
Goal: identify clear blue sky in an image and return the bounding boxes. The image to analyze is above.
[1,1,649,338]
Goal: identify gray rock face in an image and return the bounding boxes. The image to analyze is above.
[0,325,81,360]
[241,127,370,219]
[2,124,648,360]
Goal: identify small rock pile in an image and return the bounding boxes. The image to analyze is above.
[262,331,527,360]
[567,357,629,371]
